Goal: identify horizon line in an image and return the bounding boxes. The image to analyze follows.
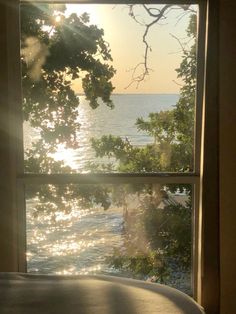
[76,92,180,96]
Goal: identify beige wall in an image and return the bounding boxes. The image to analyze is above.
[219,0,236,312]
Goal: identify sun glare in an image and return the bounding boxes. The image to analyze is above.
[52,145,77,169]
[55,15,62,23]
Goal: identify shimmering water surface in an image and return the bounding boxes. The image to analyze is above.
[25,94,178,171]
[72,94,178,170]
[26,95,191,287]
[27,201,125,276]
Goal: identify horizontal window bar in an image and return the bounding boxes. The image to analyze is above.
[18,173,199,184]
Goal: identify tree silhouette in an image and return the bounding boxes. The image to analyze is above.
[21,3,115,174]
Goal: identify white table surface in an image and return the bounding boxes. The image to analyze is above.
[0,273,205,314]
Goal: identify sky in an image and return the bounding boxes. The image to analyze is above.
[65,4,197,94]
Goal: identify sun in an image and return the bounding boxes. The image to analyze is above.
[55,15,62,23]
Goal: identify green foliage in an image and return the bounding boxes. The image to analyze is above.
[21,4,115,168]
[20,6,122,252]
[92,13,197,173]
[91,135,163,172]
[107,186,192,285]
[21,4,117,211]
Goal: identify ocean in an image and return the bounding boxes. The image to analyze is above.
[26,94,191,292]
[45,94,178,171]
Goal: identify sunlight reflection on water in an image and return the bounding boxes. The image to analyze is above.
[26,95,179,276]
[27,201,124,275]
[45,95,178,171]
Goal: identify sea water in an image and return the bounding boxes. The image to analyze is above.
[26,94,190,287]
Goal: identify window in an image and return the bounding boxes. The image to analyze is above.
[2,0,221,308]
[21,3,206,294]
[19,1,205,297]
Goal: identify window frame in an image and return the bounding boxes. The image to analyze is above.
[20,0,204,296]
[1,0,219,312]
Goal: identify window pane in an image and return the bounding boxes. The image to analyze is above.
[26,183,193,294]
[21,3,198,174]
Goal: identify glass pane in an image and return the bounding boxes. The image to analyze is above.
[26,183,193,295]
[21,3,198,173]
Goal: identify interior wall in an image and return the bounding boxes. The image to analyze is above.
[0,2,18,272]
[0,0,22,272]
[219,0,236,312]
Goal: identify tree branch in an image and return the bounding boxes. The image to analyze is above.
[126,4,195,88]
[169,33,187,54]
